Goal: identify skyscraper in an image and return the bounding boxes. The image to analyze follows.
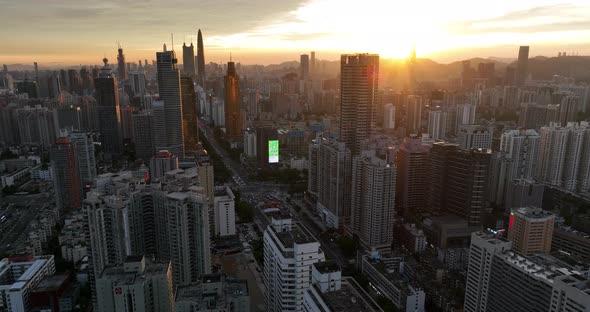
[95,58,123,157]
[156,47,185,157]
[428,110,447,140]
[132,110,155,161]
[224,61,241,141]
[351,150,396,249]
[457,124,493,150]
[196,29,206,87]
[300,54,310,81]
[397,137,430,220]
[310,51,316,76]
[181,76,198,155]
[340,54,379,155]
[51,137,82,211]
[515,46,529,86]
[182,42,196,78]
[117,47,127,81]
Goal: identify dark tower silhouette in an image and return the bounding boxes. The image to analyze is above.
[182,42,196,78]
[95,58,123,157]
[515,46,529,86]
[197,29,206,87]
[117,44,127,81]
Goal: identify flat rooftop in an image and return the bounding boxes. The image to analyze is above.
[319,278,382,312]
[314,261,340,274]
[33,274,69,292]
[275,223,317,247]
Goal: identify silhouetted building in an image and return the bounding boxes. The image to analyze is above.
[515,46,529,86]
[156,46,184,157]
[52,137,82,211]
[95,58,123,157]
[196,29,206,87]
[117,47,127,80]
[224,61,241,141]
[397,137,430,220]
[181,76,199,155]
[182,42,196,78]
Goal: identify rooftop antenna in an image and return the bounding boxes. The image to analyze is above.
[230,52,232,62]
[171,33,174,51]
[117,40,121,49]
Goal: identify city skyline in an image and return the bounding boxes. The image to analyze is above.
[2,0,590,65]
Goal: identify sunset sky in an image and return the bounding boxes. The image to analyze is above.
[1,0,590,66]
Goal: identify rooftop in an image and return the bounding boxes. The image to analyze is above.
[314,261,341,274]
[32,274,69,292]
[318,278,382,312]
[513,206,555,221]
[498,251,581,284]
[275,223,317,247]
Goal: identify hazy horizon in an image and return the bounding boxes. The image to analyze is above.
[2,0,590,67]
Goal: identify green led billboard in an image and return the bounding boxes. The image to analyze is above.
[269,140,279,163]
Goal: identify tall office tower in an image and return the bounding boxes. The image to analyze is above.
[96,256,173,312]
[307,138,320,195]
[428,110,447,140]
[213,186,236,237]
[406,95,423,134]
[224,61,242,141]
[340,54,379,156]
[457,125,492,150]
[447,148,491,226]
[150,150,179,179]
[456,103,476,130]
[157,190,210,285]
[56,106,82,131]
[383,103,396,129]
[119,105,134,141]
[310,136,352,229]
[133,110,155,162]
[397,137,430,220]
[559,94,579,126]
[182,42,196,78]
[0,255,56,312]
[66,69,82,95]
[427,142,458,216]
[68,132,96,185]
[51,137,82,211]
[16,106,58,147]
[181,76,198,155]
[117,47,127,80]
[80,96,99,130]
[464,231,513,312]
[515,46,529,86]
[256,127,278,168]
[300,54,310,81]
[95,58,123,157]
[536,122,590,193]
[157,47,185,157]
[263,216,325,312]
[310,51,316,76]
[152,100,167,152]
[507,206,555,256]
[351,150,396,249]
[129,71,146,107]
[196,29,206,87]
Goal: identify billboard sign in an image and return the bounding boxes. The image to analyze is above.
[269,140,279,163]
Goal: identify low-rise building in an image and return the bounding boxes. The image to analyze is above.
[552,226,590,264]
[400,223,427,253]
[0,255,56,312]
[174,273,250,312]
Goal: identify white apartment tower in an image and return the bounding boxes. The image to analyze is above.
[263,217,325,312]
[351,150,396,249]
[458,125,493,150]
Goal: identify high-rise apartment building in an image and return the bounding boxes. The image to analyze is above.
[174,273,250,312]
[351,150,396,249]
[180,76,199,155]
[383,103,395,129]
[95,58,122,157]
[508,206,555,256]
[149,150,179,179]
[224,61,241,140]
[515,46,529,86]
[340,54,379,155]
[427,142,458,216]
[51,137,82,211]
[397,136,430,220]
[182,42,196,78]
[406,95,423,134]
[428,110,447,140]
[457,125,492,150]
[308,137,351,229]
[300,54,310,81]
[96,256,173,312]
[213,186,236,237]
[16,106,58,148]
[68,132,96,186]
[536,122,590,193]
[156,47,184,157]
[456,103,476,130]
[503,179,544,213]
[263,216,325,312]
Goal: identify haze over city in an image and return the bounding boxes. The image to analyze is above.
[2,0,590,65]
